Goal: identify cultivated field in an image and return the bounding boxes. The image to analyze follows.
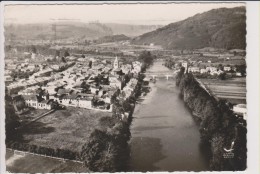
[16,107,112,153]
[6,149,87,173]
[199,78,246,104]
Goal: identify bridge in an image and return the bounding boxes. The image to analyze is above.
[142,70,179,80]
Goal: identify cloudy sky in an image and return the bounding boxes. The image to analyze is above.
[4,2,245,25]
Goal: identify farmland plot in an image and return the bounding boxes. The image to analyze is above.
[199,78,246,104]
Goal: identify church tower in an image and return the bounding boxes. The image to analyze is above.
[114,56,119,69]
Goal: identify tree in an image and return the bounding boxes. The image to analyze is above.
[219,72,226,80]
[210,133,226,170]
[81,129,117,172]
[5,103,20,140]
[89,61,92,68]
[235,64,246,76]
[55,50,60,58]
[99,116,117,129]
[31,45,37,54]
[61,57,66,63]
[218,64,224,71]
[138,51,155,67]
[64,50,70,57]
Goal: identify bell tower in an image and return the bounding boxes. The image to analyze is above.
[114,56,119,69]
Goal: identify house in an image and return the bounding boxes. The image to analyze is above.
[5,75,13,84]
[132,61,142,74]
[233,104,247,120]
[121,112,129,122]
[6,64,17,71]
[57,88,72,96]
[23,95,54,110]
[90,86,100,94]
[18,86,41,96]
[27,65,36,71]
[51,65,60,71]
[34,68,53,77]
[210,69,223,76]
[109,76,122,89]
[61,94,79,106]
[42,86,57,95]
[182,62,188,72]
[224,66,231,71]
[206,67,217,72]
[143,77,150,86]
[42,90,50,100]
[23,95,38,108]
[188,67,200,73]
[78,97,92,109]
[121,64,132,74]
[5,69,12,76]
[37,99,54,110]
[52,73,64,80]
[200,69,207,74]
[236,72,242,77]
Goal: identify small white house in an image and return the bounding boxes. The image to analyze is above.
[78,98,92,109]
[236,72,242,77]
[233,104,247,120]
[200,69,207,74]
[224,66,231,71]
[188,67,200,73]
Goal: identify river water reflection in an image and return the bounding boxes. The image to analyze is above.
[128,62,211,172]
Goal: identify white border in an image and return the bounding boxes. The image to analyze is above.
[0,1,259,174]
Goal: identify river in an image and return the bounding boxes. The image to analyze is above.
[127,61,211,172]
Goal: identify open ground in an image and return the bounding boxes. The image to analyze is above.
[15,107,112,153]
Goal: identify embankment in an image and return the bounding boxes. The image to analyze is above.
[176,72,247,171]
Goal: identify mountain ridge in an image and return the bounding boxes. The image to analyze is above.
[131,6,246,50]
[4,22,162,41]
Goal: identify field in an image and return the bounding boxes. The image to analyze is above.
[6,149,87,173]
[16,107,112,153]
[19,109,48,122]
[199,77,246,104]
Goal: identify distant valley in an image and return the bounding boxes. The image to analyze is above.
[4,22,162,41]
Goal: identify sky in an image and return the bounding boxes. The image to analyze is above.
[4,2,245,25]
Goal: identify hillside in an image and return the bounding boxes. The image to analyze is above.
[95,34,130,43]
[105,23,162,37]
[4,22,112,41]
[4,22,161,41]
[131,6,246,50]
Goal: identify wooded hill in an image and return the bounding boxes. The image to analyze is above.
[132,6,246,50]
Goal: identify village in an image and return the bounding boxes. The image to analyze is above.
[5,50,142,117]
[5,44,247,121]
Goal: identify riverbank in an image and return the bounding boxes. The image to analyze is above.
[176,72,247,171]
